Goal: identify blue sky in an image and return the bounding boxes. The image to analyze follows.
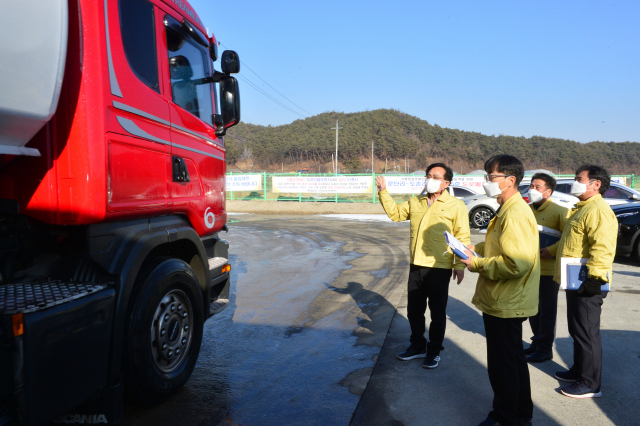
[191,0,640,143]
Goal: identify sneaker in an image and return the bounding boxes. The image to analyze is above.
[476,416,503,426]
[560,378,602,398]
[526,351,552,363]
[554,369,580,383]
[396,346,426,361]
[422,355,440,369]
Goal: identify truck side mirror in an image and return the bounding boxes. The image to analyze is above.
[215,76,240,137]
[220,50,240,74]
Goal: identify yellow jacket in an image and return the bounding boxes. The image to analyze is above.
[553,194,617,284]
[378,189,470,270]
[471,192,540,318]
[530,199,571,276]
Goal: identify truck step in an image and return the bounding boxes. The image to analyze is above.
[208,257,228,270]
[209,298,229,316]
[0,281,110,315]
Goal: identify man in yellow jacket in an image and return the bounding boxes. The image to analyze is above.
[523,173,571,363]
[376,162,470,369]
[460,155,539,426]
[553,165,617,399]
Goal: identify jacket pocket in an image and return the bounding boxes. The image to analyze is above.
[478,278,501,303]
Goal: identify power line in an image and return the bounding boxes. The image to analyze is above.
[236,74,307,119]
[219,41,313,118]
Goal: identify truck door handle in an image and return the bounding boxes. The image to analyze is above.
[172,156,190,182]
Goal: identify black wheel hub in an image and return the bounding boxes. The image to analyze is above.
[150,289,193,373]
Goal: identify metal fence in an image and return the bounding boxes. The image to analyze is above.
[226,172,638,204]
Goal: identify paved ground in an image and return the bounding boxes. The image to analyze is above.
[121,214,640,426]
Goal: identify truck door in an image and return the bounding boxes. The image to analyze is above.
[105,0,172,213]
[159,9,226,235]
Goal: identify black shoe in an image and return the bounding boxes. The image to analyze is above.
[422,355,440,369]
[476,416,502,426]
[396,346,426,361]
[555,369,580,383]
[523,344,537,355]
[561,378,602,398]
[526,351,552,363]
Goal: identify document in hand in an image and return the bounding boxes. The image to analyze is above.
[538,225,561,249]
[560,257,611,291]
[444,231,482,260]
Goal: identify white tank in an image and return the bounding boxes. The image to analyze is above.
[0,0,68,156]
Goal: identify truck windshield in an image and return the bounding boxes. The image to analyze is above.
[166,20,214,126]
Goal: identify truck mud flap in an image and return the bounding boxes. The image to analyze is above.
[0,282,116,426]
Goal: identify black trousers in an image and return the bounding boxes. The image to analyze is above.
[566,290,605,389]
[527,275,560,353]
[483,313,533,426]
[406,265,451,356]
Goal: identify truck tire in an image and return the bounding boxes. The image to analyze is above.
[471,207,494,228]
[124,258,204,405]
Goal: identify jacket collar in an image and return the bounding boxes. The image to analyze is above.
[531,198,552,211]
[496,192,524,217]
[576,193,602,208]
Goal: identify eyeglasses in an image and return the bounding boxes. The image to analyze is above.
[425,176,446,182]
[484,174,511,182]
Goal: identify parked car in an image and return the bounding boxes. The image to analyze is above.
[612,202,640,260]
[462,181,574,228]
[448,186,482,199]
[551,179,640,206]
[463,178,640,228]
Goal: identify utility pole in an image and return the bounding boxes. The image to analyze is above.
[331,120,343,175]
[371,140,374,173]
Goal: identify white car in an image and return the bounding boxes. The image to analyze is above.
[448,186,482,199]
[462,179,640,228]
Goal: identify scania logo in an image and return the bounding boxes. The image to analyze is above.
[54,414,108,424]
[204,207,215,228]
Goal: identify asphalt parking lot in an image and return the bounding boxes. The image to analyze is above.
[120,214,640,426]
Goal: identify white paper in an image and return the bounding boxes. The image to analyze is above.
[537,225,562,237]
[444,231,482,258]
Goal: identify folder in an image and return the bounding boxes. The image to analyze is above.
[560,257,611,291]
[444,231,482,260]
[538,225,561,249]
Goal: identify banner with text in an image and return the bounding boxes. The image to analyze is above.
[383,176,425,194]
[272,176,373,193]
[451,176,486,193]
[611,176,627,186]
[226,174,262,191]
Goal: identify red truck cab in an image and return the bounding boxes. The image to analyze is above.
[0,0,239,424]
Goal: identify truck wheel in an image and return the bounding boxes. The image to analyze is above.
[471,207,494,228]
[124,258,204,405]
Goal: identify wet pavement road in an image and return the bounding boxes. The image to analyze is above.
[120,214,640,426]
[121,214,413,426]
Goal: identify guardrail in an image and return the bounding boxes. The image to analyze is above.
[226,172,638,204]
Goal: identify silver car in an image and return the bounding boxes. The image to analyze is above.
[462,179,640,228]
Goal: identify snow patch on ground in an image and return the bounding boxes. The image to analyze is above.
[317,214,395,222]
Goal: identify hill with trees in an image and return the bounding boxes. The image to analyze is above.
[225,109,640,175]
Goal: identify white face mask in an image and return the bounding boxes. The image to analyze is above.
[571,180,589,197]
[528,188,548,204]
[425,178,442,194]
[483,178,509,198]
